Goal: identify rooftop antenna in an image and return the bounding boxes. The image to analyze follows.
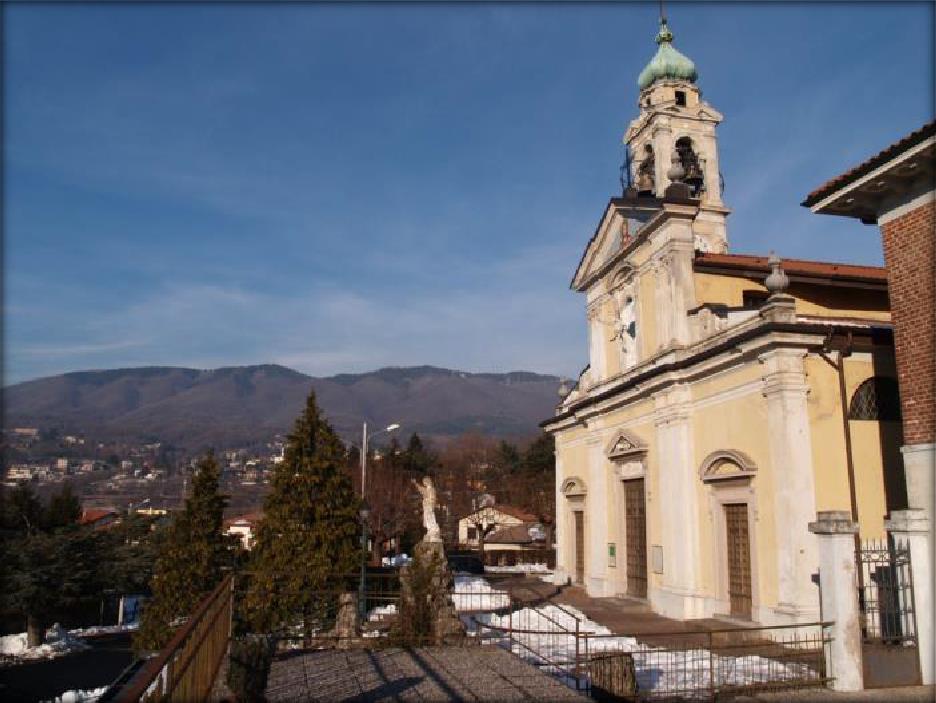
[659,0,666,24]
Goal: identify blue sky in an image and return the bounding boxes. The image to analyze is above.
[5,2,932,385]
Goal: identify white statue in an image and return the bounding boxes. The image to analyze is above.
[412,476,442,543]
[611,292,638,369]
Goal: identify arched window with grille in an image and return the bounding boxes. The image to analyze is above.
[848,376,902,421]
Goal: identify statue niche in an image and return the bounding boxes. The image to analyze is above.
[611,288,638,371]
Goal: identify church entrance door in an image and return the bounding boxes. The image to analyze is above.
[623,479,647,598]
[574,511,585,584]
[725,503,753,619]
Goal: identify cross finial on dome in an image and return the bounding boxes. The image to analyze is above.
[657,0,673,44]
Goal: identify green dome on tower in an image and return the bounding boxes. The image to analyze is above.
[637,19,698,91]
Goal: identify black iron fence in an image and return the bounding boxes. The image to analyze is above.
[106,569,834,702]
[856,538,917,645]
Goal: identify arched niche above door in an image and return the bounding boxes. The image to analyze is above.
[699,450,757,483]
[561,476,588,497]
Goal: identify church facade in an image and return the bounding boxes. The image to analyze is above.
[542,19,905,625]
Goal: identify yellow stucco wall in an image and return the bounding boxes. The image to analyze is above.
[805,352,898,538]
[694,272,890,321]
[554,346,900,612]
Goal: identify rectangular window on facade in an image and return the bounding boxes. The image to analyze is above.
[651,545,664,574]
[743,290,770,308]
[608,543,617,567]
[467,527,477,540]
[675,90,686,106]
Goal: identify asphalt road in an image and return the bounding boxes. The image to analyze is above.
[0,633,134,703]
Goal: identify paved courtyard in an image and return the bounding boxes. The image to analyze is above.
[264,646,588,702]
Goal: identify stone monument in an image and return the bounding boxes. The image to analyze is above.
[395,476,465,644]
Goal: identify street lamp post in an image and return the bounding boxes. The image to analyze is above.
[359,502,370,620]
[360,422,400,502]
[357,421,399,620]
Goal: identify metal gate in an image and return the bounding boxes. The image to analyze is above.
[623,479,647,598]
[856,538,921,687]
[725,503,752,620]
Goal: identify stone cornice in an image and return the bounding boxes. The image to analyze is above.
[541,318,886,432]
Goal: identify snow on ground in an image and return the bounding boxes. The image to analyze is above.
[68,622,139,637]
[1,621,139,666]
[485,563,551,574]
[465,579,815,695]
[1,624,91,663]
[452,575,510,611]
[43,686,108,703]
[367,604,397,622]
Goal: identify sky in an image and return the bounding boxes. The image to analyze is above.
[4,2,933,385]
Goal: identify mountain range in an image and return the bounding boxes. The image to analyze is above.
[3,365,562,450]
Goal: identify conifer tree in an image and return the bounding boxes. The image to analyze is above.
[44,482,81,530]
[243,390,361,638]
[135,452,230,651]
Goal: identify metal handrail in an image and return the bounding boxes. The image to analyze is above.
[113,574,234,703]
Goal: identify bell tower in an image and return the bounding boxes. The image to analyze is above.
[625,16,730,253]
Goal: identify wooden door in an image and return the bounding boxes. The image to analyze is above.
[623,479,647,598]
[574,511,585,584]
[725,503,753,619]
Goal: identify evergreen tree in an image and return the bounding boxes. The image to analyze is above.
[243,391,361,638]
[6,482,43,533]
[44,482,81,530]
[403,433,434,476]
[135,452,230,651]
[5,527,103,646]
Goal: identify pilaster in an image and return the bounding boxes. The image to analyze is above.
[652,384,704,618]
[652,118,674,197]
[760,348,820,620]
[586,436,611,596]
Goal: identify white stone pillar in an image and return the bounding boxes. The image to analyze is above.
[587,437,610,596]
[902,443,935,520]
[554,450,569,586]
[809,511,863,692]
[886,509,933,684]
[653,384,703,618]
[652,120,673,197]
[761,348,820,620]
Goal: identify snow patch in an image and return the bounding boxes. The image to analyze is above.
[465,578,816,695]
[367,604,397,622]
[43,686,108,703]
[485,563,551,574]
[452,575,510,611]
[1,624,91,663]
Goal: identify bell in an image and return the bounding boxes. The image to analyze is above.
[636,171,655,194]
[684,162,704,193]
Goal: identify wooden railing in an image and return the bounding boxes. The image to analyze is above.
[113,574,234,702]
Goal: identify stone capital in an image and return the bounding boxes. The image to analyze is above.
[759,294,797,323]
[808,510,859,535]
[885,508,930,535]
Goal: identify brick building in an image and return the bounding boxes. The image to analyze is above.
[803,120,935,684]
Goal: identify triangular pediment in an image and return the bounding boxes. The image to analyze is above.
[605,429,648,460]
[571,199,660,291]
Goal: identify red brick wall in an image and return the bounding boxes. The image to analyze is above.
[880,199,936,445]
